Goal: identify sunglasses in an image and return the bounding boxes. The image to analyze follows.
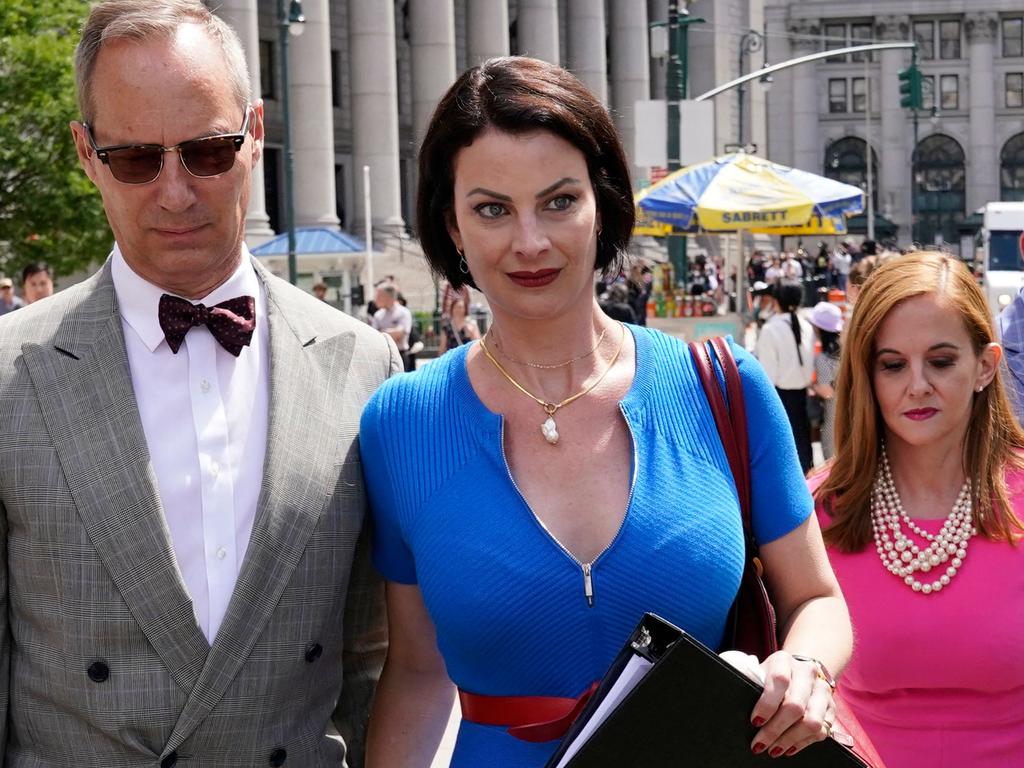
[82,108,252,184]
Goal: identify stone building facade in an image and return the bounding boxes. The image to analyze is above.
[210,0,773,254]
[766,1,1024,250]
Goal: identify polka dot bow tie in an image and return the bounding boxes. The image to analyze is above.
[158,293,256,357]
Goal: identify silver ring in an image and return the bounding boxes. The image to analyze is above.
[823,719,834,739]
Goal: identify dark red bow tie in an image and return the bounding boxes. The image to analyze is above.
[158,293,256,357]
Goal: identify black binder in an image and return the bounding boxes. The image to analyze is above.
[545,613,869,767]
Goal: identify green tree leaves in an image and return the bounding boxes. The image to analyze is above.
[0,0,111,282]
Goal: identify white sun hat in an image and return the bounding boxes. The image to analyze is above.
[809,301,843,334]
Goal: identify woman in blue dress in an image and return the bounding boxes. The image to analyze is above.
[362,56,853,767]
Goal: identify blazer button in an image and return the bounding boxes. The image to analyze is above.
[304,642,323,663]
[87,660,109,683]
[160,751,178,768]
[269,747,287,766]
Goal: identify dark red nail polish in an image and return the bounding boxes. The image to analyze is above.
[752,742,766,754]
[785,747,797,756]
[770,747,784,758]
[752,716,766,727]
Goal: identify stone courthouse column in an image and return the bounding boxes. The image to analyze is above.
[966,12,999,212]
[467,0,509,65]
[566,0,607,105]
[349,0,404,230]
[517,0,560,63]
[212,0,273,237]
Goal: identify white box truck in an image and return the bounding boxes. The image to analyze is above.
[978,202,1024,317]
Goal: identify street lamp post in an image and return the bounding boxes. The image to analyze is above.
[657,1,704,288]
[736,30,765,147]
[278,0,305,285]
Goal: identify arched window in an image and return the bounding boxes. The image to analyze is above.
[824,137,879,210]
[913,134,965,248]
[1001,133,1024,201]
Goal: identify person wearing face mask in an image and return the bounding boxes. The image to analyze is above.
[754,280,816,472]
[360,56,852,768]
[810,251,1024,767]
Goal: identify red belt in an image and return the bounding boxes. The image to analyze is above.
[458,682,599,743]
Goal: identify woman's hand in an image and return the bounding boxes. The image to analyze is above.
[748,651,836,758]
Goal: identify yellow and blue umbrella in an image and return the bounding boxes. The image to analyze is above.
[635,153,863,232]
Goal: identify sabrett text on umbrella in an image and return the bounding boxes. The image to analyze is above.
[721,210,789,223]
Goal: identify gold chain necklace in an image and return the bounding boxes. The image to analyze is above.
[479,323,625,446]
[491,325,608,369]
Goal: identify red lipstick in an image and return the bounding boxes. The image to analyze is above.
[508,268,560,288]
[904,408,938,421]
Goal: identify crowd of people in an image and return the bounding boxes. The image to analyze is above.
[0,3,1019,767]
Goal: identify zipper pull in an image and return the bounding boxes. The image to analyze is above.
[582,563,594,607]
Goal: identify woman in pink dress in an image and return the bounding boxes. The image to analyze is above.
[810,251,1024,767]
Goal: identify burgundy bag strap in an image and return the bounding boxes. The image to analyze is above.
[687,338,752,529]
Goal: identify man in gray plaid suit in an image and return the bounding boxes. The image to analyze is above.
[0,1,400,766]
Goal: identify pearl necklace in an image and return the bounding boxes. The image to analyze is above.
[870,449,977,595]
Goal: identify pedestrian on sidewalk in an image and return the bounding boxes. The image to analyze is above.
[810,251,1024,767]
[755,280,816,473]
[809,302,843,462]
[361,55,850,768]
[0,2,400,765]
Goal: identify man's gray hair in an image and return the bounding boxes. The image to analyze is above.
[376,283,399,299]
[74,0,251,124]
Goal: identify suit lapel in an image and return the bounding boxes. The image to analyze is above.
[166,260,358,750]
[22,265,209,693]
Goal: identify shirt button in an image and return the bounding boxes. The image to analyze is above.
[210,462,220,477]
[216,546,228,560]
[200,379,211,393]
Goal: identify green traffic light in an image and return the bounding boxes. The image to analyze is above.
[898,64,923,110]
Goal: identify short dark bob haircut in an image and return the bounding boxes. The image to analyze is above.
[416,56,635,290]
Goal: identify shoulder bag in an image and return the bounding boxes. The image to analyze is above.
[687,336,887,768]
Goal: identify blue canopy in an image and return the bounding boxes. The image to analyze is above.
[250,226,379,256]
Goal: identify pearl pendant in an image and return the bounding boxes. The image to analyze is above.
[541,416,560,445]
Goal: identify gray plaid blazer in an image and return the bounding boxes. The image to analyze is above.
[0,257,401,767]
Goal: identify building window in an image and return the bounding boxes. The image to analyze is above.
[852,77,867,112]
[828,78,848,113]
[824,137,879,211]
[330,50,341,109]
[850,23,873,62]
[1003,17,1023,58]
[921,75,936,110]
[939,20,961,60]
[1008,73,1024,107]
[1001,133,1024,200]
[914,134,965,247]
[259,40,275,100]
[940,74,959,110]
[914,21,935,60]
[824,23,847,62]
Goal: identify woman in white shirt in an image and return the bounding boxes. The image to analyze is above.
[755,280,816,472]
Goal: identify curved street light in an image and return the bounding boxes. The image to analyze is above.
[737,29,765,148]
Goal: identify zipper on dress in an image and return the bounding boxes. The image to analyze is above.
[499,405,638,608]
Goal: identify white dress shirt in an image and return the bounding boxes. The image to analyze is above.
[755,311,815,390]
[112,245,269,642]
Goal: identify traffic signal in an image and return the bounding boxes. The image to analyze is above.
[898,64,922,109]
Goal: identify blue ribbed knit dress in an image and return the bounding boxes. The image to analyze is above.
[360,325,812,767]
